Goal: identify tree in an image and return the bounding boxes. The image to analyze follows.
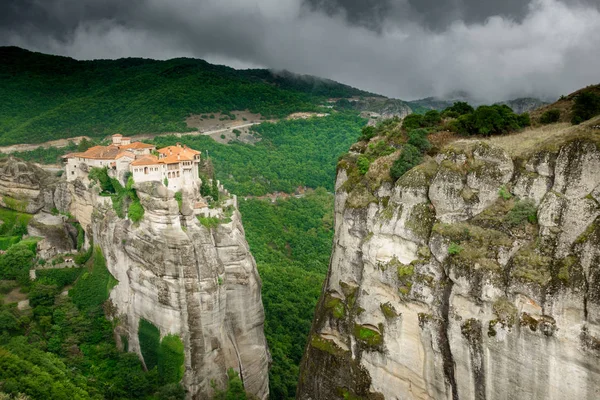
[423,110,441,127]
[0,244,34,281]
[571,91,600,124]
[402,114,423,130]
[390,144,422,180]
[443,101,474,116]
[540,109,561,124]
[29,283,59,308]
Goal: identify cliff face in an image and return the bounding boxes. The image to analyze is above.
[298,129,600,399]
[0,158,270,399]
[61,180,270,399]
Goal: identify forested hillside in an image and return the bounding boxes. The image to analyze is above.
[0,47,370,145]
[152,113,366,195]
[239,190,334,399]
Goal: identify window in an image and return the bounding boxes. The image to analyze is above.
[144,167,148,175]
[177,171,180,177]
[71,171,75,175]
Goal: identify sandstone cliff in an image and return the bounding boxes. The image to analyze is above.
[298,121,600,399]
[0,158,270,399]
[64,179,270,399]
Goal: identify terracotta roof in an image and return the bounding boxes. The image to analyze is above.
[64,145,122,160]
[161,154,195,164]
[130,155,161,166]
[121,137,131,141]
[119,142,155,150]
[112,134,123,137]
[158,145,201,157]
[116,151,135,159]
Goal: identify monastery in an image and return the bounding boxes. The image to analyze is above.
[64,134,201,191]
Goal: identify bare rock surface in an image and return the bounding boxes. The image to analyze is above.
[298,135,600,400]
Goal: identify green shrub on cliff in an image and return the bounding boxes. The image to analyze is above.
[451,105,530,136]
[540,109,561,124]
[390,144,423,180]
[506,199,538,226]
[571,91,600,124]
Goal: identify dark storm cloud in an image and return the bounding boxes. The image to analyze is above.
[1,0,600,102]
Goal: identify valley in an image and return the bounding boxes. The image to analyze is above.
[1,45,600,400]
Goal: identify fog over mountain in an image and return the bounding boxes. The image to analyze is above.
[2,0,600,102]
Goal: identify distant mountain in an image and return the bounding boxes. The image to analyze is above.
[408,91,549,114]
[495,97,550,114]
[407,91,473,112]
[334,97,413,123]
[0,47,372,145]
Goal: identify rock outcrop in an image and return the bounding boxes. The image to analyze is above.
[67,180,270,399]
[298,128,600,399]
[0,156,58,213]
[0,157,269,399]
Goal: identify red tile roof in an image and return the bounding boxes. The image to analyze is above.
[130,155,161,166]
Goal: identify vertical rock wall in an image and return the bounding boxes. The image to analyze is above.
[298,137,600,400]
[61,180,269,399]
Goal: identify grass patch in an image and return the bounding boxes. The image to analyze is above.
[310,335,348,358]
[353,324,382,347]
[324,295,346,319]
[197,216,220,229]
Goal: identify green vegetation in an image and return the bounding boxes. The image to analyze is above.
[128,199,145,223]
[0,208,31,241]
[0,139,96,165]
[506,199,538,226]
[325,295,346,319]
[174,191,183,211]
[36,268,82,288]
[0,241,184,399]
[390,144,423,180]
[69,247,118,310]
[380,302,398,319]
[139,319,161,370]
[0,47,369,145]
[571,91,600,124]
[498,185,512,200]
[197,216,221,229]
[239,189,333,399]
[153,113,366,195]
[448,242,463,256]
[88,168,145,221]
[158,335,185,384]
[309,335,348,358]
[213,368,249,400]
[0,244,34,285]
[450,104,530,136]
[539,109,561,124]
[353,324,383,347]
[441,101,474,118]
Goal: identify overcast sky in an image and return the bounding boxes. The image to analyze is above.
[2,0,600,102]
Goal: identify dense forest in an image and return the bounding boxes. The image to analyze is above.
[0,47,370,146]
[153,113,366,195]
[0,225,185,399]
[238,189,334,399]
